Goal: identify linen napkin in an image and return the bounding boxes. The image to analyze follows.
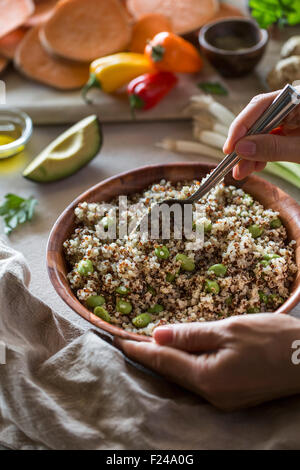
[0,237,300,450]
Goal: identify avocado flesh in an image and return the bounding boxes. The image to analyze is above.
[23,115,102,182]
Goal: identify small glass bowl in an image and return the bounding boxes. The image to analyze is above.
[0,108,33,160]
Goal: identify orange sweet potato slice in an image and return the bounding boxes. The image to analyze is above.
[0,0,34,38]
[211,3,245,21]
[40,0,132,62]
[0,27,28,59]
[25,0,59,27]
[129,13,172,53]
[127,0,219,35]
[14,27,89,90]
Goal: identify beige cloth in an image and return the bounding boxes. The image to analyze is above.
[1,237,300,450]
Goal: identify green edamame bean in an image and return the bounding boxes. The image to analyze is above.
[155,245,170,260]
[86,295,105,308]
[193,221,212,233]
[77,259,94,276]
[116,300,132,314]
[166,272,175,283]
[101,216,114,230]
[116,286,130,296]
[260,260,270,267]
[247,307,260,313]
[94,306,111,322]
[243,194,254,206]
[268,294,284,305]
[176,254,195,272]
[204,222,212,233]
[270,218,282,229]
[258,291,268,303]
[248,224,264,239]
[225,295,232,306]
[132,313,152,328]
[204,279,220,294]
[147,285,156,295]
[263,254,280,261]
[116,299,132,315]
[208,263,227,277]
[147,304,164,314]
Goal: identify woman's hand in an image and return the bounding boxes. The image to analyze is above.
[223,86,300,180]
[115,314,300,411]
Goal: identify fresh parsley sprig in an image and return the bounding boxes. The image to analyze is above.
[197,82,228,96]
[0,193,38,235]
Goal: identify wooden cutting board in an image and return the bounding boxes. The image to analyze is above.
[2,26,295,124]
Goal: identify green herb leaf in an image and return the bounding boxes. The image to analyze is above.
[198,82,228,96]
[151,45,165,62]
[129,94,145,110]
[0,194,38,235]
[250,0,300,29]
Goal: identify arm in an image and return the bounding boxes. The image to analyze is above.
[115,314,300,411]
[223,86,300,180]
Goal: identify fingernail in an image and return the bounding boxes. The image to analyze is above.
[153,327,173,345]
[235,139,256,156]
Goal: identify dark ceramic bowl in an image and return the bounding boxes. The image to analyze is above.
[199,18,269,77]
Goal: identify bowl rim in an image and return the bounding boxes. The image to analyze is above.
[198,17,269,56]
[0,107,33,153]
[47,162,300,342]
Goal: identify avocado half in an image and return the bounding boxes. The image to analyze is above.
[23,115,102,183]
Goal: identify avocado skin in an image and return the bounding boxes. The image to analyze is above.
[23,117,102,183]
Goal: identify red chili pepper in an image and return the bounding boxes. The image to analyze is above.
[270,125,285,136]
[127,72,178,114]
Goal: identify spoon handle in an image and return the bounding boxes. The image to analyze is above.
[187,84,300,204]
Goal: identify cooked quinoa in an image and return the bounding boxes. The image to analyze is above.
[63,179,297,336]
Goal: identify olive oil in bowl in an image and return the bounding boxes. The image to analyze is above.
[0,109,32,160]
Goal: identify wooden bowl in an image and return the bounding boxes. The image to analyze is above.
[198,18,269,77]
[47,163,300,342]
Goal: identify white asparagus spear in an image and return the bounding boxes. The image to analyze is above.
[197,130,227,150]
[193,123,228,145]
[156,138,224,159]
[193,114,229,136]
[189,95,236,127]
[214,122,230,137]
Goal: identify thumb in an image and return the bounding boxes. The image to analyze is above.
[235,134,300,163]
[153,321,224,352]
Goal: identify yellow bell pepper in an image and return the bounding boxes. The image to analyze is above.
[82,53,153,103]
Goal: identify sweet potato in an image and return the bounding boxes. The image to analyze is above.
[211,3,244,21]
[14,27,89,90]
[127,0,219,35]
[25,0,58,27]
[40,0,132,62]
[129,13,172,53]
[0,27,28,59]
[0,0,34,38]
[0,55,9,75]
